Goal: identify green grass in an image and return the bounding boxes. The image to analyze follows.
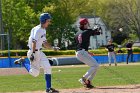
[0,65,140,92]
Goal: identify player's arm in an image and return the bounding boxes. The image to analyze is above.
[43,41,53,49]
[32,29,40,52]
[126,44,130,50]
[32,41,36,53]
[105,46,108,51]
[113,45,117,54]
[126,45,131,50]
[30,41,36,62]
[85,29,97,36]
[87,27,101,36]
[105,48,109,52]
[127,48,132,50]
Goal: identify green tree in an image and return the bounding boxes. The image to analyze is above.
[2,0,37,49]
[97,0,140,43]
[25,0,52,13]
[116,0,140,41]
[3,0,139,50]
[42,0,93,48]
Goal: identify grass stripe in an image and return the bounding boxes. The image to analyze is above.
[0,65,140,92]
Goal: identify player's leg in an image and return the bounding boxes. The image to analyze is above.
[14,57,30,72]
[76,50,99,88]
[87,70,97,88]
[76,50,99,78]
[83,57,99,88]
[83,57,99,80]
[40,52,58,92]
[27,50,40,77]
[126,51,130,64]
[88,70,97,82]
[108,52,111,66]
[130,51,133,62]
[14,56,40,77]
[112,52,117,66]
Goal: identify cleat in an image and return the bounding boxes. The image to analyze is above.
[86,84,95,89]
[115,63,117,66]
[85,80,95,89]
[79,78,95,89]
[14,57,25,65]
[46,88,59,93]
[79,77,86,85]
[109,64,111,66]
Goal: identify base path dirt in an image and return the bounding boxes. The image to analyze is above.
[61,85,140,93]
[1,63,140,76]
[6,84,140,93]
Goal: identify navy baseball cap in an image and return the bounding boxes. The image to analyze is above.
[39,13,51,24]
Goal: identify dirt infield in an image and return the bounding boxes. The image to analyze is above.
[1,63,140,93]
[1,63,140,76]
[6,85,140,93]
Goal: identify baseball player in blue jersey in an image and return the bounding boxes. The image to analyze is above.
[75,18,101,89]
[14,13,59,93]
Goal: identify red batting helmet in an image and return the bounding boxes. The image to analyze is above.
[79,18,89,25]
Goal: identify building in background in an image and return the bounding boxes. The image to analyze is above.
[133,41,140,47]
[74,15,111,49]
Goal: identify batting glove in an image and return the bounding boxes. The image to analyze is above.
[30,52,35,61]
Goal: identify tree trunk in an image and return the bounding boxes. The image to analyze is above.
[137,31,140,41]
[58,38,62,48]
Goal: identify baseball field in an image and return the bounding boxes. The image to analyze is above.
[0,63,140,93]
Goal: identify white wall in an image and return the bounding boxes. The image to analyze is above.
[88,17,111,49]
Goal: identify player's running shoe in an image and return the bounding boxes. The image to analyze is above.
[14,57,25,65]
[46,88,59,93]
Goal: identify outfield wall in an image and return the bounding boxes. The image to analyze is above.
[0,54,140,68]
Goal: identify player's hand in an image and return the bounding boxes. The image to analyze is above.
[127,48,131,50]
[88,52,95,56]
[30,53,35,62]
[129,48,132,50]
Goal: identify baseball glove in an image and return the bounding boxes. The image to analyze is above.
[30,53,35,61]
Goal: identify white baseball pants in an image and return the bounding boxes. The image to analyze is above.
[27,50,51,77]
[76,49,99,81]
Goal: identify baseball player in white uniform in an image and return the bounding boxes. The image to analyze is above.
[75,18,100,89]
[14,13,58,93]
